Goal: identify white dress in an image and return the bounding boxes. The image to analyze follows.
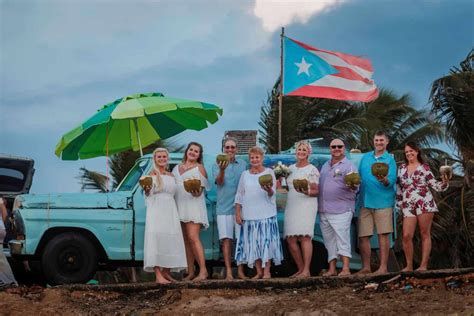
[143,175,187,271]
[284,164,320,237]
[0,220,17,286]
[172,165,210,229]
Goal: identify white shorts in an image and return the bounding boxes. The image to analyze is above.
[217,215,241,240]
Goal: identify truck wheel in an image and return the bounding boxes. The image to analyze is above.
[310,241,328,276]
[41,232,98,285]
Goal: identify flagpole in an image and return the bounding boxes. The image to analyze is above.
[278,27,284,153]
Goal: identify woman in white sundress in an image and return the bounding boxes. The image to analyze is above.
[172,142,210,281]
[143,148,187,284]
[284,140,320,278]
[0,198,17,287]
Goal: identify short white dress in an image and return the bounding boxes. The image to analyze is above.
[172,165,210,229]
[143,175,187,272]
[284,164,320,238]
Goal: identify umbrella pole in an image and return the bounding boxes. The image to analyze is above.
[133,119,144,157]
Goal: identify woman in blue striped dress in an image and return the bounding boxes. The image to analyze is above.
[234,146,283,279]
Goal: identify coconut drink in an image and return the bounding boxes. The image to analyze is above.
[216,153,229,164]
[258,174,273,187]
[371,162,389,177]
[293,178,309,191]
[440,164,453,180]
[183,178,201,193]
[344,172,361,187]
[139,175,153,189]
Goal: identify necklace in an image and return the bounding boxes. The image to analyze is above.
[250,167,264,174]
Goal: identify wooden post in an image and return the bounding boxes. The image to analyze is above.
[278,27,285,153]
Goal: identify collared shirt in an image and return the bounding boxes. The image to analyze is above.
[212,157,247,215]
[358,150,397,209]
[319,157,357,214]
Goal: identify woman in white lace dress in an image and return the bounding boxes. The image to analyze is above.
[172,142,210,281]
[284,141,320,278]
[143,148,186,284]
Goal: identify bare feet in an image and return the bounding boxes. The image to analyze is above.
[415,267,428,272]
[401,267,413,272]
[183,273,196,281]
[193,273,208,282]
[323,270,337,277]
[251,273,263,280]
[355,269,371,275]
[224,268,234,280]
[162,272,177,282]
[289,271,302,278]
[262,272,271,279]
[295,271,311,279]
[155,277,171,284]
[338,270,351,277]
[237,273,249,280]
[372,268,388,275]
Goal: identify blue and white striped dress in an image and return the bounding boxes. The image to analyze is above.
[234,168,283,268]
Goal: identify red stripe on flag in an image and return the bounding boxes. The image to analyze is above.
[287,85,379,102]
[331,66,372,83]
[290,38,373,72]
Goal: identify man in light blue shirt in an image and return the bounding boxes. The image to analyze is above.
[357,131,397,275]
[212,137,247,280]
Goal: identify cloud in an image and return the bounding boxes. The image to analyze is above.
[253,0,347,32]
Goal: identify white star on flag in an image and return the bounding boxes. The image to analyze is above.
[295,57,312,76]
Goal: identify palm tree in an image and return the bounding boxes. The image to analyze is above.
[427,49,474,268]
[259,79,446,161]
[429,48,474,186]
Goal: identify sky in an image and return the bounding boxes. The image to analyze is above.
[1,0,473,194]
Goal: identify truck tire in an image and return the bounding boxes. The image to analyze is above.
[41,232,98,285]
[310,241,328,276]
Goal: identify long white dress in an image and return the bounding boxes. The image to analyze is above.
[284,164,320,237]
[143,175,187,272]
[172,165,210,229]
[0,220,17,286]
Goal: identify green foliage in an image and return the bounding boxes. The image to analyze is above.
[421,48,474,268]
[430,49,474,165]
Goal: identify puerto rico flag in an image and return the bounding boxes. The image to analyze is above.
[283,37,379,102]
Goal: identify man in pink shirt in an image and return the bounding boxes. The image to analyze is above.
[318,139,359,276]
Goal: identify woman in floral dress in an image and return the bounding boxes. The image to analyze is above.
[396,142,449,271]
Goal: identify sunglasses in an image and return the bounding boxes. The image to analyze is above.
[330,145,344,149]
[225,145,236,149]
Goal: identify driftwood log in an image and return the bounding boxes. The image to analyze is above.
[61,267,474,293]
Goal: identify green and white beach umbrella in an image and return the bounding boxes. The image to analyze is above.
[55,92,223,160]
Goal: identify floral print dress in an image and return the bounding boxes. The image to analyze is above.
[396,163,448,217]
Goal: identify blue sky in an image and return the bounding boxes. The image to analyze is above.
[1,0,472,193]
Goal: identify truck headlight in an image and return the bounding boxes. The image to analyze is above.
[12,209,25,238]
[13,196,23,211]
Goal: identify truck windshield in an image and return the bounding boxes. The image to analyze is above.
[116,159,149,192]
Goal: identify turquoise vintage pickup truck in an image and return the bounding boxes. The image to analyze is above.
[9,150,370,285]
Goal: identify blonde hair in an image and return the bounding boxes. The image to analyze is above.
[248,146,265,157]
[296,140,312,155]
[152,147,169,191]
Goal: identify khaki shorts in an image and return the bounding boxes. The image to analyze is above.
[358,207,393,237]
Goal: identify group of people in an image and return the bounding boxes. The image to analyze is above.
[142,131,449,283]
